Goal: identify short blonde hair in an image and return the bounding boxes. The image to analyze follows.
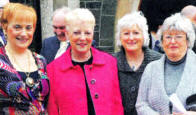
[1,3,37,30]
[65,8,95,30]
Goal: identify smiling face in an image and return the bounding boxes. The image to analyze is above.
[67,20,94,55]
[162,29,188,61]
[1,3,37,50]
[6,17,35,50]
[120,24,144,52]
[53,13,67,41]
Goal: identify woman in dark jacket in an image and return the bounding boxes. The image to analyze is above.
[114,11,162,115]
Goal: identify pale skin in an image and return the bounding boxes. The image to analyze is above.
[120,24,144,70]
[53,12,67,41]
[66,19,94,62]
[162,29,196,114]
[162,29,188,62]
[4,17,38,72]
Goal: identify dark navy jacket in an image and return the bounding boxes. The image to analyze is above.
[40,36,60,64]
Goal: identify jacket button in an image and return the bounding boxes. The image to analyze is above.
[95,93,99,99]
[91,79,96,84]
[130,101,135,107]
[131,86,136,92]
[89,66,93,70]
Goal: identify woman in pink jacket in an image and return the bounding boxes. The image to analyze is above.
[47,8,124,115]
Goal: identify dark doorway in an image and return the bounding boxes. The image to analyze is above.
[139,0,196,48]
[10,0,42,53]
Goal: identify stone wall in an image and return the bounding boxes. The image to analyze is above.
[40,0,79,40]
[80,0,117,53]
[40,0,54,40]
[40,0,140,52]
[53,0,68,10]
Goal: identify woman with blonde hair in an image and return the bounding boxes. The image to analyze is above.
[0,3,49,114]
[47,8,123,115]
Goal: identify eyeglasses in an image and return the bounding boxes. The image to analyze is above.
[53,25,65,30]
[163,34,186,41]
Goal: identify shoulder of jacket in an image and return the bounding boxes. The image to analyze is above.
[43,36,58,42]
[145,48,162,60]
[96,49,115,60]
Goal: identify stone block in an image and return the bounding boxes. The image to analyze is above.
[91,9,100,24]
[100,39,113,46]
[102,0,117,15]
[93,32,100,46]
[98,46,114,53]
[86,1,101,9]
[80,2,85,8]
[100,16,115,40]
[94,24,99,32]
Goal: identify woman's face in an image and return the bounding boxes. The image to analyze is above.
[162,29,188,61]
[120,24,144,52]
[67,20,94,54]
[6,18,35,49]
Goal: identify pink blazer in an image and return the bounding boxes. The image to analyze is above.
[47,47,123,115]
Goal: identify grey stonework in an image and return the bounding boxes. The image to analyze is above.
[40,0,54,40]
[53,0,68,10]
[80,0,117,53]
[40,0,79,40]
[40,0,115,52]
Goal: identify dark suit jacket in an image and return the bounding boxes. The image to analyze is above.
[40,36,97,64]
[40,36,60,64]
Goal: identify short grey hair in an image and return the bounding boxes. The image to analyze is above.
[157,13,195,49]
[53,6,71,18]
[116,11,149,47]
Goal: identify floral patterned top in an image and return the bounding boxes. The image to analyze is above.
[0,46,49,115]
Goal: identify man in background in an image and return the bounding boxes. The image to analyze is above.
[181,5,196,25]
[41,7,97,64]
[40,7,71,64]
[181,5,196,53]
